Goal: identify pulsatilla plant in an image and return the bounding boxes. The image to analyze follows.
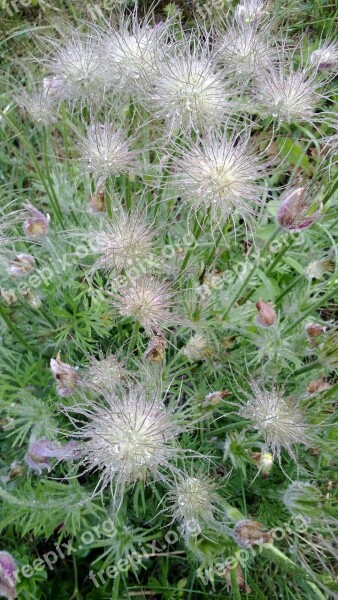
[0,2,337,599]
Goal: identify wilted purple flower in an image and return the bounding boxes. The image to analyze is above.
[25,439,81,474]
[255,301,276,327]
[23,203,50,238]
[277,186,322,231]
[7,254,35,277]
[0,551,17,600]
[310,42,338,70]
[50,354,79,397]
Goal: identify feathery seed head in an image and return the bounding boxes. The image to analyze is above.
[175,129,266,225]
[82,354,127,392]
[100,17,170,94]
[17,85,58,125]
[23,202,50,239]
[91,211,154,272]
[238,381,310,460]
[0,552,17,600]
[63,384,187,496]
[182,334,211,362]
[277,186,322,231]
[310,42,338,70]
[283,481,321,517]
[150,41,232,132]
[235,0,269,26]
[254,57,323,124]
[216,24,270,79]
[167,472,221,537]
[114,276,179,333]
[78,121,136,183]
[44,30,106,104]
[304,259,334,280]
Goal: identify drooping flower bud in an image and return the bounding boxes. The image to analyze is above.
[7,254,35,277]
[144,336,167,364]
[0,551,17,600]
[50,353,79,396]
[251,452,273,478]
[255,301,276,327]
[307,376,331,394]
[304,259,334,280]
[234,519,272,548]
[25,438,81,474]
[223,563,252,593]
[201,390,231,407]
[89,189,106,213]
[306,322,326,341]
[23,202,50,238]
[277,187,321,231]
[310,42,338,70]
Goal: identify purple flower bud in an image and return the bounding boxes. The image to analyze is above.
[7,254,35,277]
[277,187,321,231]
[0,551,17,600]
[25,439,81,473]
[23,203,50,238]
[50,354,79,396]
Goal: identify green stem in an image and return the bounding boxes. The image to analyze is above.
[42,127,65,228]
[112,572,120,600]
[275,274,303,304]
[223,227,282,319]
[128,321,140,355]
[179,214,206,276]
[0,304,39,355]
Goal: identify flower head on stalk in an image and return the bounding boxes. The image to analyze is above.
[78,121,137,183]
[166,470,222,540]
[310,41,338,71]
[215,23,271,81]
[174,127,267,230]
[98,11,171,96]
[90,211,154,273]
[42,28,106,105]
[254,45,328,126]
[235,0,270,26]
[16,83,58,126]
[238,380,311,461]
[148,32,234,133]
[62,382,189,503]
[82,353,127,393]
[113,276,180,334]
[22,202,50,239]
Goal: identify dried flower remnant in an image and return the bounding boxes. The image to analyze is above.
[306,322,326,343]
[310,42,338,70]
[7,254,35,277]
[307,376,331,394]
[182,334,211,362]
[201,390,231,407]
[144,336,167,364]
[167,472,221,538]
[277,186,322,231]
[63,385,187,497]
[24,438,80,474]
[78,121,136,182]
[89,189,106,213]
[114,276,179,333]
[234,519,271,548]
[255,301,276,327]
[0,552,17,600]
[23,202,50,238]
[82,354,126,392]
[304,259,334,280]
[175,129,265,226]
[50,354,79,397]
[150,41,232,132]
[91,212,154,272]
[238,381,310,460]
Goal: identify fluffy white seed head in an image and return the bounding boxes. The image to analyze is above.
[90,211,154,272]
[82,354,127,393]
[216,24,271,79]
[167,472,221,538]
[78,121,136,182]
[175,129,266,226]
[238,381,310,460]
[254,58,323,124]
[100,17,170,95]
[149,40,233,132]
[17,84,58,125]
[113,276,179,333]
[44,30,106,104]
[63,384,186,497]
[235,0,269,26]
